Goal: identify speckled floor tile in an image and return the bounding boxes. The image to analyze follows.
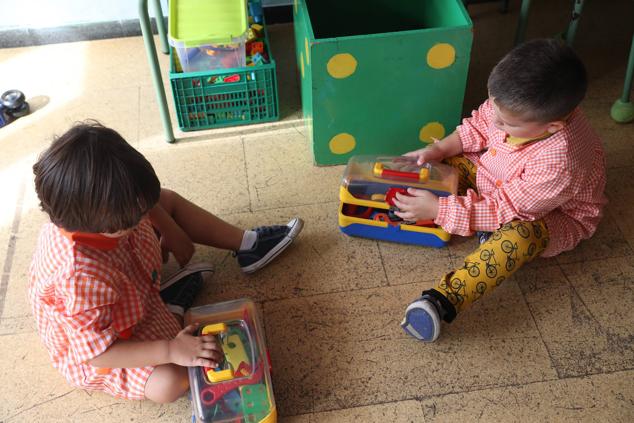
[193,202,387,304]
[243,129,344,210]
[143,136,251,215]
[0,331,189,422]
[378,241,454,287]
[600,127,634,169]
[0,219,47,323]
[517,259,634,378]
[419,370,634,422]
[0,332,79,421]
[606,166,634,248]
[303,400,425,423]
[264,283,554,415]
[309,334,555,413]
[279,415,311,423]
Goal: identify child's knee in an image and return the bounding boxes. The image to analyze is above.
[144,364,189,403]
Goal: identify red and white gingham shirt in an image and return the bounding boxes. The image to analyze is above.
[435,99,607,257]
[28,218,181,399]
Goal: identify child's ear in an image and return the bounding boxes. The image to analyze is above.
[546,120,566,134]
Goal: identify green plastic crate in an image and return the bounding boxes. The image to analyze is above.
[169,23,279,131]
[294,0,473,165]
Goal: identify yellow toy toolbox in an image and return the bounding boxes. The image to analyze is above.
[185,299,276,423]
[338,155,458,247]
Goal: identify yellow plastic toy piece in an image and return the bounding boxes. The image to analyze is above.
[207,368,234,383]
[201,323,234,383]
[224,333,250,372]
[419,167,430,183]
[201,323,227,335]
[373,162,384,177]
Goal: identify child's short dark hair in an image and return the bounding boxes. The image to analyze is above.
[487,38,587,122]
[33,121,161,233]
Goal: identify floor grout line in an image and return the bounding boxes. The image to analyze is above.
[240,136,253,213]
[376,241,391,287]
[0,172,26,320]
[281,366,634,419]
[518,269,562,379]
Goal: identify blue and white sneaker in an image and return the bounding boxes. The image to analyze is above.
[236,217,304,274]
[401,298,441,342]
[160,263,214,316]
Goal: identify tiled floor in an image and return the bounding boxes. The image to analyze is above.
[1,1,634,422]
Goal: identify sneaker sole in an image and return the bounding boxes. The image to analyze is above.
[160,262,214,290]
[401,299,440,342]
[241,217,304,274]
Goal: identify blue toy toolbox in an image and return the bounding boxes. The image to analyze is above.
[185,299,276,423]
[338,155,458,247]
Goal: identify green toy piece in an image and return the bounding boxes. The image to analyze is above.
[240,383,271,421]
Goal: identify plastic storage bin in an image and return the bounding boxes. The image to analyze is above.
[169,0,248,72]
[293,0,473,165]
[185,299,276,423]
[169,16,279,131]
[339,155,458,247]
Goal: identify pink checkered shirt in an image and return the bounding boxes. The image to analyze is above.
[28,218,181,399]
[435,99,607,257]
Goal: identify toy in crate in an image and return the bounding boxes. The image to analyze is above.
[186,299,276,423]
[338,155,458,247]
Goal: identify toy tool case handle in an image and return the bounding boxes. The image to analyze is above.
[373,162,429,183]
[201,323,234,383]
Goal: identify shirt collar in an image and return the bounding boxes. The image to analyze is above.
[59,228,120,251]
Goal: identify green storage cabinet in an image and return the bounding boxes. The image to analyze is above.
[293,0,473,165]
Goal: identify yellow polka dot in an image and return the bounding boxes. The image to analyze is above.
[427,43,456,69]
[300,52,305,78]
[329,133,356,154]
[327,53,357,79]
[305,38,310,65]
[419,122,446,143]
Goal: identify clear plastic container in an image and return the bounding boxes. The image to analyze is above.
[171,35,247,72]
[342,155,459,200]
[338,155,458,247]
[185,299,276,423]
[169,0,248,72]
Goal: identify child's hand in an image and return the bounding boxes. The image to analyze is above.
[160,224,195,267]
[168,324,224,368]
[403,139,444,165]
[392,188,439,221]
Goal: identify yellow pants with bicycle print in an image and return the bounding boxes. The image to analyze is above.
[431,155,550,319]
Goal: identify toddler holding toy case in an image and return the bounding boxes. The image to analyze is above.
[397,39,607,342]
[28,122,303,402]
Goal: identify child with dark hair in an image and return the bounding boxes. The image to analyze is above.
[397,39,606,342]
[28,122,303,402]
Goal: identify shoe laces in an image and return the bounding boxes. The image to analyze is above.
[253,224,286,238]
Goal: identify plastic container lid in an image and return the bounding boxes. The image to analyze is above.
[342,155,459,200]
[169,0,248,47]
